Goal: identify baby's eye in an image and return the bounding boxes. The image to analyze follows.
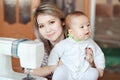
[50,21,55,24]
[80,26,84,28]
[38,24,44,28]
[87,23,90,27]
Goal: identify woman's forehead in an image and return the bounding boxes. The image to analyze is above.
[37,14,56,19]
[37,14,56,20]
[37,14,59,24]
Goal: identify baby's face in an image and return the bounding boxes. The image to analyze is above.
[68,15,92,41]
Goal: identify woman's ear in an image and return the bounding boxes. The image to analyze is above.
[62,22,65,26]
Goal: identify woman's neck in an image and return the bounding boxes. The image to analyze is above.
[50,33,64,46]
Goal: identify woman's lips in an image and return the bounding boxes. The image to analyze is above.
[46,33,55,38]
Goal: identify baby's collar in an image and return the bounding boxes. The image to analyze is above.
[68,34,80,42]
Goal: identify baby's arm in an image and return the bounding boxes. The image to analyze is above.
[30,65,57,77]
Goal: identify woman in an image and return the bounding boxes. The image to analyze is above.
[30,2,94,79]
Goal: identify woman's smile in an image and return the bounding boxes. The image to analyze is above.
[46,32,55,38]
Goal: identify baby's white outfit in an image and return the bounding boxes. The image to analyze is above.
[48,37,105,80]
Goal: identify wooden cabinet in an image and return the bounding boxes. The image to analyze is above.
[0,0,40,39]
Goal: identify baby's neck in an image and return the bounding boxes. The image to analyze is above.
[68,34,90,42]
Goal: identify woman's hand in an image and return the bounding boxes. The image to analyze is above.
[85,48,94,67]
[85,48,104,78]
[58,60,63,66]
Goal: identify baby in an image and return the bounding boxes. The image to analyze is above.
[48,11,105,80]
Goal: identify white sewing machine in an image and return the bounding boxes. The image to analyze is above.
[0,37,47,80]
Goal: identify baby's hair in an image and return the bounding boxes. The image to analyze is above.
[65,11,87,29]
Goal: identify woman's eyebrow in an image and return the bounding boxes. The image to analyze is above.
[38,23,44,26]
[48,18,55,22]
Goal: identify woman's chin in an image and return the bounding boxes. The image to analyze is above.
[48,38,57,42]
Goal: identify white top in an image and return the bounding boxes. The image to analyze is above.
[48,37,105,79]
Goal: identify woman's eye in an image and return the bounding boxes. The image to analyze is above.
[38,24,44,28]
[50,21,55,24]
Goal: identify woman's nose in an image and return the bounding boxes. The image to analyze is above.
[45,26,51,33]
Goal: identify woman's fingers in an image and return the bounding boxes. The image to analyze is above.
[57,60,63,66]
[85,47,94,63]
[86,48,93,55]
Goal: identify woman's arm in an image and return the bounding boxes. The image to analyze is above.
[97,68,104,77]
[30,65,57,77]
[85,48,104,77]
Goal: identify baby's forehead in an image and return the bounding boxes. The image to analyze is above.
[71,15,87,19]
[70,17,90,27]
[70,15,88,22]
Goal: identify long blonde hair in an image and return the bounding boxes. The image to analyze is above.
[34,2,67,54]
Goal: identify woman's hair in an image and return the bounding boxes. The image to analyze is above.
[65,11,87,29]
[34,2,67,54]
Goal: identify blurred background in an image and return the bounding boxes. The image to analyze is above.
[95,0,120,80]
[0,0,120,80]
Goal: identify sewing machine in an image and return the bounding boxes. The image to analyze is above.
[0,37,47,80]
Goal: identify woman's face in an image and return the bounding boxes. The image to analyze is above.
[37,14,64,44]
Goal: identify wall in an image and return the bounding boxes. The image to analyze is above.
[75,0,84,11]
[96,0,120,5]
